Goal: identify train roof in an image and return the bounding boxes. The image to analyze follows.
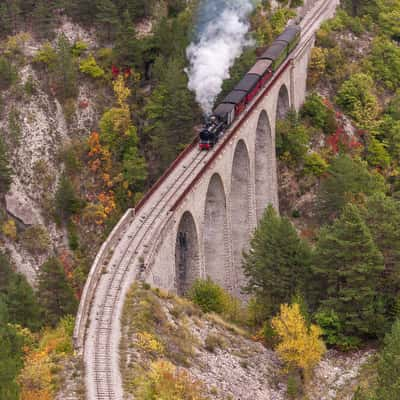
[275,25,301,44]
[213,102,235,118]
[222,89,247,105]
[234,74,260,92]
[258,41,287,61]
[248,59,272,76]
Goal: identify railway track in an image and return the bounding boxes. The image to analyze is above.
[87,148,212,399]
[79,1,340,398]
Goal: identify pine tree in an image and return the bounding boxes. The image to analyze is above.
[317,154,386,220]
[54,174,81,220]
[145,57,201,174]
[0,297,24,400]
[375,319,400,400]
[55,34,77,100]
[313,203,384,338]
[114,10,144,69]
[242,205,313,318]
[6,274,42,331]
[37,257,77,326]
[96,0,119,41]
[0,137,12,195]
[361,193,400,317]
[32,0,55,40]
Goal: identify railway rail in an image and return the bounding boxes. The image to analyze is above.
[74,1,340,398]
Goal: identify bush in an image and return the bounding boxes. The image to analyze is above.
[33,42,57,67]
[72,40,88,57]
[276,110,310,166]
[2,219,17,240]
[20,225,50,254]
[134,360,208,399]
[204,334,226,352]
[188,278,230,315]
[0,56,17,89]
[301,93,337,135]
[303,152,328,177]
[336,73,379,126]
[79,55,105,79]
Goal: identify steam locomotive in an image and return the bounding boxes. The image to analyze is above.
[199,24,301,150]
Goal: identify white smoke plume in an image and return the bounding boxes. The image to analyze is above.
[186,0,258,115]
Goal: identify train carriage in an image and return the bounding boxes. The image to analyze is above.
[234,74,262,104]
[248,59,273,88]
[222,89,248,118]
[258,41,288,71]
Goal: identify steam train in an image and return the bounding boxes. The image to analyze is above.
[199,24,301,150]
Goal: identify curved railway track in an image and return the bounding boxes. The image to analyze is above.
[78,1,340,398]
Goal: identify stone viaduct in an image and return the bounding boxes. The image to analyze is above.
[73,1,340,398]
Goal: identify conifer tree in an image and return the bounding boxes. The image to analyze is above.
[0,137,12,195]
[37,257,77,326]
[313,203,384,338]
[55,174,81,220]
[375,319,400,400]
[55,34,77,100]
[96,0,119,41]
[360,194,400,319]
[242,205,313,317]
[32,0,55,40]
[145,57,201,174]
[317,154,386,220]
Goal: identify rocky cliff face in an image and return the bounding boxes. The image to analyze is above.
[0,22,101,284]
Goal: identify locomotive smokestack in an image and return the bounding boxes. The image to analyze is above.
[186,0,257,115]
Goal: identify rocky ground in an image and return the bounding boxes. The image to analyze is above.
[120,284,375,400]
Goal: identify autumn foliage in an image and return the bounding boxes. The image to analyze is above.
[272,303,326,382]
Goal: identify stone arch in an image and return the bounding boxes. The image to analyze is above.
[276,84,290,121]
[204,173,228,287]
[255,110,276,221]
[175,211,200,295]
[230,140,251,294]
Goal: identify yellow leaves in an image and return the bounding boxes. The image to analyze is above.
[136,332,164,354]
[272,303,326,382]
[18,317,74,399]
[135,359,208,400]
[113,75,131,109]
[308,47,327,88]
[2,218,17,240]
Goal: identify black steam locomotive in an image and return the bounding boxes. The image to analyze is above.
[199,24,301,150]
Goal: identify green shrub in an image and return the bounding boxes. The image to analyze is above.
[79,55,105,79]
[303,152,328,177]
[276,110,310,166]
[20,225,50,254]
[336,73,379,126]
[33,42,57,67]
[0,56,17,89]
[72,40,88,57]
[23,75,37,96]
[188,278,230,315]
[365,37,400,91]
[301,93,337,135]
[315,308,361,350]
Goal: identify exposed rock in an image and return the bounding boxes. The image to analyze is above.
[5,184,41,226]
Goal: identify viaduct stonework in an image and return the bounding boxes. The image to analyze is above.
[73,1,340,398]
